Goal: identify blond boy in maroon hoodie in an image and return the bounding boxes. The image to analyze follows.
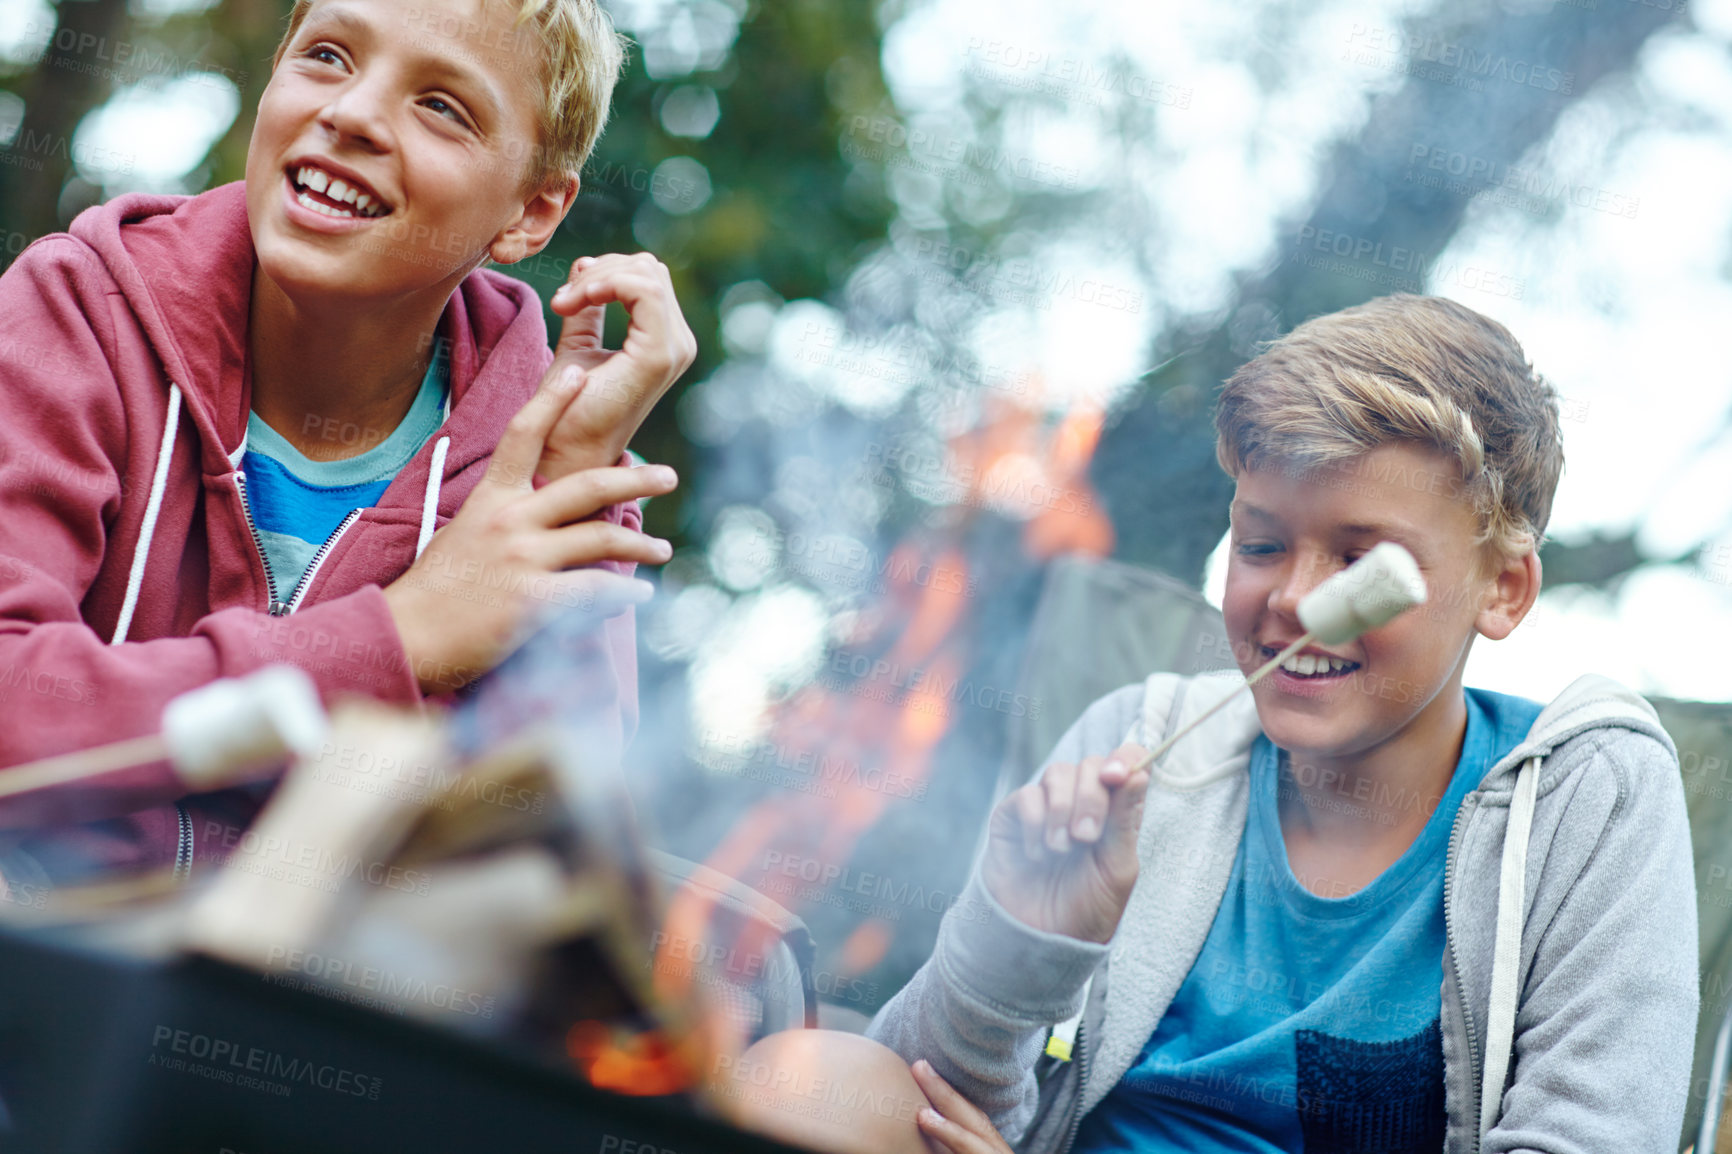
[0,0,693,888]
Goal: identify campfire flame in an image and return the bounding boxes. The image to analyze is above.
[567,1020,703,1097]
[651,388,1111,1092]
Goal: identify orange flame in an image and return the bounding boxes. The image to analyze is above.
[837,919,894,977]
[567,1021,702,1097]
[1025,402,1113,560]
[643,389,1114,1091]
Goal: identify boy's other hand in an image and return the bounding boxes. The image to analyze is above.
[979,744,1150,944]
[536,253,697,483]
[383,366,678,695]
[911,1060,1015,1154]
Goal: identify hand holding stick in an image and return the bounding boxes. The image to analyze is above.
[1126,542,1428,774]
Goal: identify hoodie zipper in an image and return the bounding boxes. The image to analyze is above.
[233,471,359,616]
[171,801,193,883]
[1443,794,1483,1153]
[1056,1017,1090,1154]
[233,472,286,614]
[286,509,361,612]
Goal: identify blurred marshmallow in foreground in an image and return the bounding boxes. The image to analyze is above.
[162,664,328,789]
[0,665,328,802]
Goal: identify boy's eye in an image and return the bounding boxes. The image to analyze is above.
[1235,542,1280,557]
[423,96,470,126]
[305,43,344,67]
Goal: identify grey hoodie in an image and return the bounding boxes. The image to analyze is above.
[869,671,1699,1153]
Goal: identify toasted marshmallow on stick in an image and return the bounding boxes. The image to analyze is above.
[163,665,328,790]
[1297,541,1428,646]
[0,665,328,802]
[1125,543,1427,776]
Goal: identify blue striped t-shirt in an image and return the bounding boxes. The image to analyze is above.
[242,347,447,605]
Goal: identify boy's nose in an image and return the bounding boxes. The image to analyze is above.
[322,80,394,153]
[1268,555,1334,621]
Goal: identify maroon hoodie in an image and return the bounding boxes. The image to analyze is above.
[0,180,639,888]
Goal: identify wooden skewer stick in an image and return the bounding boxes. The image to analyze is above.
[1125,541,1430,776]
[0,734,169,800]
[1124,633,1315,775]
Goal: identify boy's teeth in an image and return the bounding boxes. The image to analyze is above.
[1278,652,1355,676]
[291,166,388,217]
[296,189,356,218]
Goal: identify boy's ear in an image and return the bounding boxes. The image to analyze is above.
[488,173,580,265]
[1475,545,1541,641]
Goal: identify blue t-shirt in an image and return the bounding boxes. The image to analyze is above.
[1075,688,1544,1153]
[241,347,447,606]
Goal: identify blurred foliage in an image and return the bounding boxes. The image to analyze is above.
[0,0,1688,580]
[501,0,900,544]
[0,0,272,239]
[1091,0,1686,588]
[203,0,296,187]
[1540,528,1663,590]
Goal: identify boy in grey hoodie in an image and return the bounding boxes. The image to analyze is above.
[865,295,1698,1154]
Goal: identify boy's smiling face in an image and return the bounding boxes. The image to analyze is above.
[246,0,569,304]
[1222,441,1535,766]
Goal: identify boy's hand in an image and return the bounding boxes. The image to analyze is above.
[911,1060,1015,1154]
[979,745,1150,944]
[536,253,697,483]
[383,367,678,695]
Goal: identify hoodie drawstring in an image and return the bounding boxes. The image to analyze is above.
[1479,754,1540,1142]
[416,435,449,560]
[111,382,182,646]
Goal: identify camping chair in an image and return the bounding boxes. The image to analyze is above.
[995,554,1236,802]
[1658,698,1732,1153]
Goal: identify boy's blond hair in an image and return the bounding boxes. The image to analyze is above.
[272,0,627,191]
[1215,294,1563,562]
